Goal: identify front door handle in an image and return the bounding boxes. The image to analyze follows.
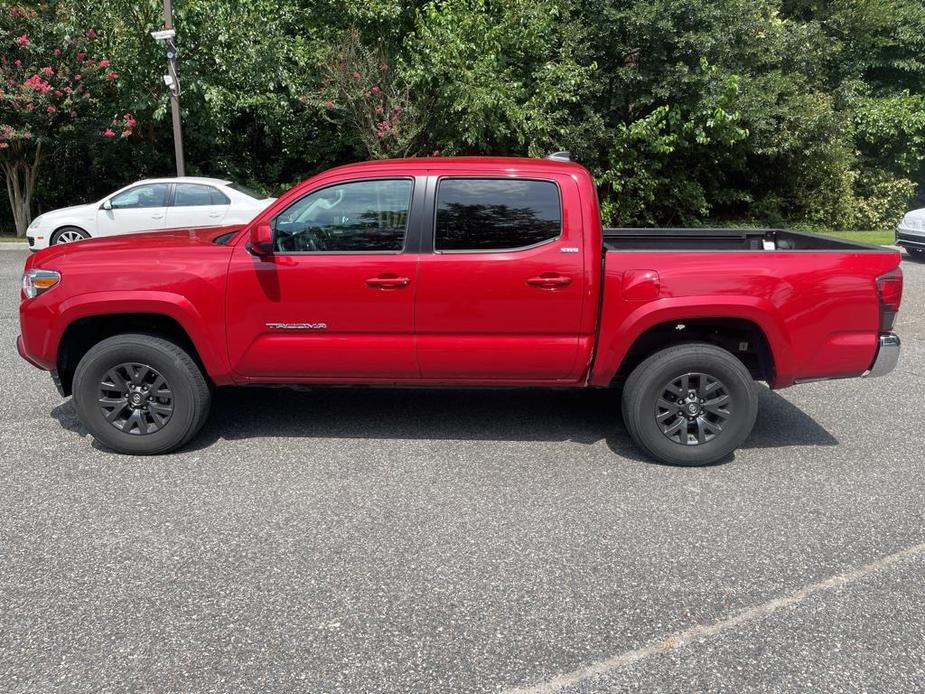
[526,273,572,289]
[365,274,411,289]
[151,213,164,219]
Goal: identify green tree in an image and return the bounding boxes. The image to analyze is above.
[403,0,600,157]
[1,2,133,235]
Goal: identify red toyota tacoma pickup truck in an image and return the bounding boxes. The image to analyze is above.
[18,156,903,465]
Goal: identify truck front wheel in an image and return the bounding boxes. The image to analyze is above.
[72,334,211,455]
[621,343,758,466]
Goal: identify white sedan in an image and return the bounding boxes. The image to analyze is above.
[896,208,925,259]
[26,177,275,250]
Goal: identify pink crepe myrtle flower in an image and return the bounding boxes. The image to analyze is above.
[16,35,30,47]
[370,85,380,95]
[24,75,51,93]
[46,105,56,113]
[86,29,97,39]
[0,142,9,149]
[98,59,110,68]
[106,71,118,81]
[323,99,335,109]
[42,66,53,76]
[103,128,115,138]
[53,48,61,57]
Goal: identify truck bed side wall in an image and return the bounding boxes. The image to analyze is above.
[591,250,900,388]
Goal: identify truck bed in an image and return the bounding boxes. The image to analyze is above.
[603,228,881,252]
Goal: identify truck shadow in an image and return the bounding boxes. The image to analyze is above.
[50,384,837,463]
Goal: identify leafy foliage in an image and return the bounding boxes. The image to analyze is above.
[1,2,132,233]
[1,0,923,234]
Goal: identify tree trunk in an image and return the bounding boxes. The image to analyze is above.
[2,142,42,237]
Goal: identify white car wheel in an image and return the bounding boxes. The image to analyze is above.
[51,227,90,245]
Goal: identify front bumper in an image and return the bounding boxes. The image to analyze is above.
[895,225,925,250]
[863,333,900,378]
[16,334,44,369]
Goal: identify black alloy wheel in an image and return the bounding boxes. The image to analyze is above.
[621,343,758,466]
[97,362,175,435]
[72,334,211,455]
[655,372,731,446]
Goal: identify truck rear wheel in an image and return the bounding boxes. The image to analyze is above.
[72,334,211,455]
[621,343,758,466]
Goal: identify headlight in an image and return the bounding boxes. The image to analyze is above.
[27,216,43,230]
[22,269,61,299]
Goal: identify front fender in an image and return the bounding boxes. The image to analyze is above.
[589,295,793,388]
[37,291,233,384]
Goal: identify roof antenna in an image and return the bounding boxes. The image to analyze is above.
[544,151,571,162]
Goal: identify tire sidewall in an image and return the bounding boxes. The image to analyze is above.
[629,348,757,466]
[73,339,199,454]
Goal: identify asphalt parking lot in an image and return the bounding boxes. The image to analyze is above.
[1,246,923,692]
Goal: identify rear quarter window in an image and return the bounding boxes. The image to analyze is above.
[435,178,561,251]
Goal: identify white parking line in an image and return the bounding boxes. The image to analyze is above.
[508,541,925,693]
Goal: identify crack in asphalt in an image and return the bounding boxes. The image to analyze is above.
[509,541,925,693]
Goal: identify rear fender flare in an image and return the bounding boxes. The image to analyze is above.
[590,296,793,387]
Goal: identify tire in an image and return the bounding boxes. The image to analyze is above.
[50,226,90,245]
[621,343,758,466]
[72,334,211,455]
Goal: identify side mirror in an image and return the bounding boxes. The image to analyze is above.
[248,222,275,255]
[102,199,113,211]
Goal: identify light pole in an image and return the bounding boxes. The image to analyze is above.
[152,0,185,176]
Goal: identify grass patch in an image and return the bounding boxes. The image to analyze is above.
[808,230,894,245]
[0,234,26,243]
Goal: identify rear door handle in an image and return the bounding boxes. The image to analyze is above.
[365,274,411,289]
[526,273,572,289]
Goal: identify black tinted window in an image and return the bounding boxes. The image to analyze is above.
[174,183,229,206]
[435,179,561,251]
[274,179,412,253]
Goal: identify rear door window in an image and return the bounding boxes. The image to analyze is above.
[434,179,561,251]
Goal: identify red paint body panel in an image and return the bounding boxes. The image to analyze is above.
[20,226,238,383]
[225,247,419,378]
[17,157,902,394]
[590,250,901,387]
[414,166,588,381]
